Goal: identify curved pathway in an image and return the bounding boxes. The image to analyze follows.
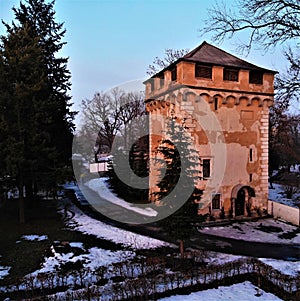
[67,185,300,261]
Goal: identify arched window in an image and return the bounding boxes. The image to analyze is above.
[214,97,218,111]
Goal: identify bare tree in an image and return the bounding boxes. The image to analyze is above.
[147,48,189,76]
[270,109,300,172]
[81,88,146,160]
[201,0,300,109]
[275,47,300,109]
[201,0,299,54]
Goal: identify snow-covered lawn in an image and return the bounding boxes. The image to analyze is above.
[159,281,283,301]
[31,245,135,276]
[64,199,174,250]
[199,218,300,245]
[259,258,300,276]
[269,183,300,208]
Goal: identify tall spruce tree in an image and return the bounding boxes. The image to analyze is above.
[154,116,203,257]
[0,0,75,222]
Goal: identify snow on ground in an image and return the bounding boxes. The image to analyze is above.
[290,165,300,173]
[0,256,10,280]
[20,234,48,242]
[259,258,300,276]
[204,251,244,265]
[64,200,174,250]
[269,183,300,208]
[0,266,10,280]
[188,250,300,276]
[31,245,135,276]
[199,218,300,245]
[158,281,283,301]
[86,178,158,217]
[69,242,84,249]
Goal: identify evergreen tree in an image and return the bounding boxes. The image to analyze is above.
[153,117,200,201]
[154,116,203,256]
[10,0,76,188]
[0,24,47,222]
[0,0,75,222]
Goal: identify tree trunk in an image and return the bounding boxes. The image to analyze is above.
[33,181,38,200]
[179,239,184,258]
[25,181,34,206]
[18,183,25,224]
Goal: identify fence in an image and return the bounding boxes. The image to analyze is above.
[268,200,300,226]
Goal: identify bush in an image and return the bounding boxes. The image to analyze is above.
[284,185,298,199]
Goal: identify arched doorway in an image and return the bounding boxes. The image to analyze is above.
[231,185,255,217]
[236,189,246,216]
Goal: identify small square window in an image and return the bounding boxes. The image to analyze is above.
[203,159,211,178]
[249,71,263,84]
[212,193,221,210]
[195,64,212,79]
[223,68,238,81]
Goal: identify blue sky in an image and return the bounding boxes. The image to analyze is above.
[0,0,287,124]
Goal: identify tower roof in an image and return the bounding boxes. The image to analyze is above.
[150,41,277,78]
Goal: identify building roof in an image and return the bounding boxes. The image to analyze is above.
[149,41,277,79]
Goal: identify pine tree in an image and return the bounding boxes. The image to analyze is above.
[0,24,48,222]
[154,116,203,257]
[10,0,76,190]
[0,0,75,222]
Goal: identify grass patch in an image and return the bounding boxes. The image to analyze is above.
[0,197,123,286]
[0,198,62,284]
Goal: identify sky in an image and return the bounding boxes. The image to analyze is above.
[0,0,288,126]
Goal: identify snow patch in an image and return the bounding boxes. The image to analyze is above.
[204,251,243,265]
[20,235,48,242]
[269,183,300,208]
[31,245,135,275]
[69,242,84,249]
[259,258,300,276]
[0,266,11,280]
[159,281,283,300]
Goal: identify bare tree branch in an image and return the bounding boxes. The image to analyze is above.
[147,48,189,76]
[201,0,300,54]
[81,88,146,157]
